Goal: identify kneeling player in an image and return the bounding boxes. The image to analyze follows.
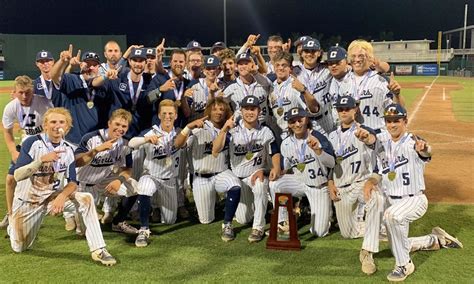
[9,108,116,266]
[364,104,462,281]
[269,107,335,237]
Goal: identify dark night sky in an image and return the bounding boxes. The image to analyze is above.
[1,0,472,48]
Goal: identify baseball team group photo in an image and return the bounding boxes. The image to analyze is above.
[0,1,473,283]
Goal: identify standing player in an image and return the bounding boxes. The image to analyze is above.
[100,40,126,74]
[9,107,116,266]
[213,96,281,242]
[33,50,59,100]
[327,96,383,275]
[269,107,335,237]
[364,104,462,281]
[174,98,242,241]
[218,49,237,90]
[1,76,52,229]
[129,99,182,247]
[74,109,139,235]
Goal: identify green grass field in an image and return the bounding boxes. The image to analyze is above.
[0,77,473,282]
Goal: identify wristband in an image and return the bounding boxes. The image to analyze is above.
[117,175,127,183]
[181,126,191,136]
[300,86,307,94]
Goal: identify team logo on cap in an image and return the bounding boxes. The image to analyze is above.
[239,53,247,59]
[246,97,255,104]
[306,41,315,47]
[330,51,338,58]
[193,42,199,47]
[339,97,349,104]
[291,108,298,115]
[41,51,48,58]
[207,57,214,64]
[134,49,142,55]
[146,49,153,54]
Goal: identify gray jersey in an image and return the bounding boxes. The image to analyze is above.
[223,78,271,124]
[376,132,429,196]
[140,125,182,179]
[188,121,229,173]
[228,121,276,178]
[328,124,376,187]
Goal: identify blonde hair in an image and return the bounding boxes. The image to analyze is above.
[14,75,33,91]
[347,39,374,63]
[109,108,132,124]
[158,99,178,113]
[42,107,73,134]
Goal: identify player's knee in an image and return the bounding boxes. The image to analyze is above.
[76,192,94,207]
[383,210,401,224]
[6,174,16,186]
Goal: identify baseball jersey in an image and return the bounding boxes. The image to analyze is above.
[280,130,334,187]
[188,78,213,122]
[328,124,376,187]
[34,75,63,102]
[74,129,133,184]
[228,121,278,178]
[99,60,127,76]
[375,132,430,196]
[223,77,271,124]
[99,71,154,139]
[328,72,352,104]
[13,134,77,204]
[2,96,52,143]
[268,77,307,134]
[294,64,335,135]
[187,120,229,174]
[139,125,182,179]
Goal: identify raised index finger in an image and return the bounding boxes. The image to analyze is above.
[390,72,395,82]
[200,115,209,121]
[76,49,81,60]
[68,44,73,54]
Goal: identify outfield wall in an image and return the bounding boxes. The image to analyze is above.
[0,34,127,80]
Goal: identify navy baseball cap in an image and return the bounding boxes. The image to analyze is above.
[186,40,202,51]
[211,41,226,53]
[82,51,100,63]
[236,52,252,63]
[240,95,260,108]
[204,55,220,68]
[284,107,309,121]
[129,48,147,60]
[294,36,312,47]
[302,39,321,50]
[144,48,156,58]
[327,46,347,62]
[36,50,54,61]
[334,96,357,108]
[383,104,407,118]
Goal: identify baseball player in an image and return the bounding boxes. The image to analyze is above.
[218,48,237,90]
[268,51,319,139]
[327,96,383,275]
[185,51,204,81]
[74,109,139,235]
[269,107,335,237]
[212,96,281,243]
[364,104,463,281]
[1,76,53,229]
[100,40,127,75]
[8,107,116,266]
[129,99,182,247]
[293,35,313,63]
[174,97,243,241]
[210,41,226,57]
[293,39,335,136]
[33,50,60,101]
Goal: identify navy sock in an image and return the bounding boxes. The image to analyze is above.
[137,195,151,229]
[112,195,138,225]
[224,186,241,223]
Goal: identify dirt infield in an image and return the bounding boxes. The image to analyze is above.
[402,80,474,204]
[0,86,12,94]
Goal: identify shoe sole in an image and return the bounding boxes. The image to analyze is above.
[221,237,234,242]
[91,256,116,266]
[362,264,376,275]
[135,242,149,247]
[432,227,463,248]
[112,227,139,235]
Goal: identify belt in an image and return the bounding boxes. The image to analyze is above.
[195,172,219,178]
[389,191,424,199]
[78,182,96,187]
[339,179,365,188]
[308,182,328,189]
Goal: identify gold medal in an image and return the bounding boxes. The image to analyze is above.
[245,151,253,160]
[87,101,94,109]
[296,163,306,172]
[336,156,344,164]
[277,107,284,116]
[53,172,58,180]
[175,100,181,107]
[165,157,172,167]
[388,171,396,181]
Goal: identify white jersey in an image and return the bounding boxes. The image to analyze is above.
[228,121,276,178]
[268,77,307,135]
[294,64,335,135]
[140,125,182,179]
[75,129,132,184]
[2,96,52,143]
[328,72,352,104]
[266,61,275,75]
[376,132,429,196]
[187,121,229,173]
[280,130,334,187]
[189,78,212,120]
[223,77,271,124]
[14,134,76,204]
[328,124,376,187]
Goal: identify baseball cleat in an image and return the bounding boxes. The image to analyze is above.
[359,249,376,275]
[0,214,9,229]
[221,223,235,242]
[432,227,463,249]
[248,229,264,243]
[112,222,139,234]
[135,229,151,247]
[64,217,76,231]
[387,261,415,282]
[91,248,117,266]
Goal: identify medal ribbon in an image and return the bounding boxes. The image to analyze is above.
[387,132,409,173]
[336,124,356,157]
[127,71,144,107]
[272,77,292,108]
[168,70,184,100]
[42,133,63,174]
[351,70,371,100]
[80,75,95,103]
[40,75,53,99]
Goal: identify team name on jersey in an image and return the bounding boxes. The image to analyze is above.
[313,81,328,93]
[37,162,68,173]
[359,90,374,99]
[90,155,116,167]
[340,144,359,159]
[234,143,264,155]
[203,141,228,154]
[381,154,409,173]
[270,97,292,108]
[25,126,43,135]
[288,154,316,165]
[192,101,206,112]
[152,145,179,159]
